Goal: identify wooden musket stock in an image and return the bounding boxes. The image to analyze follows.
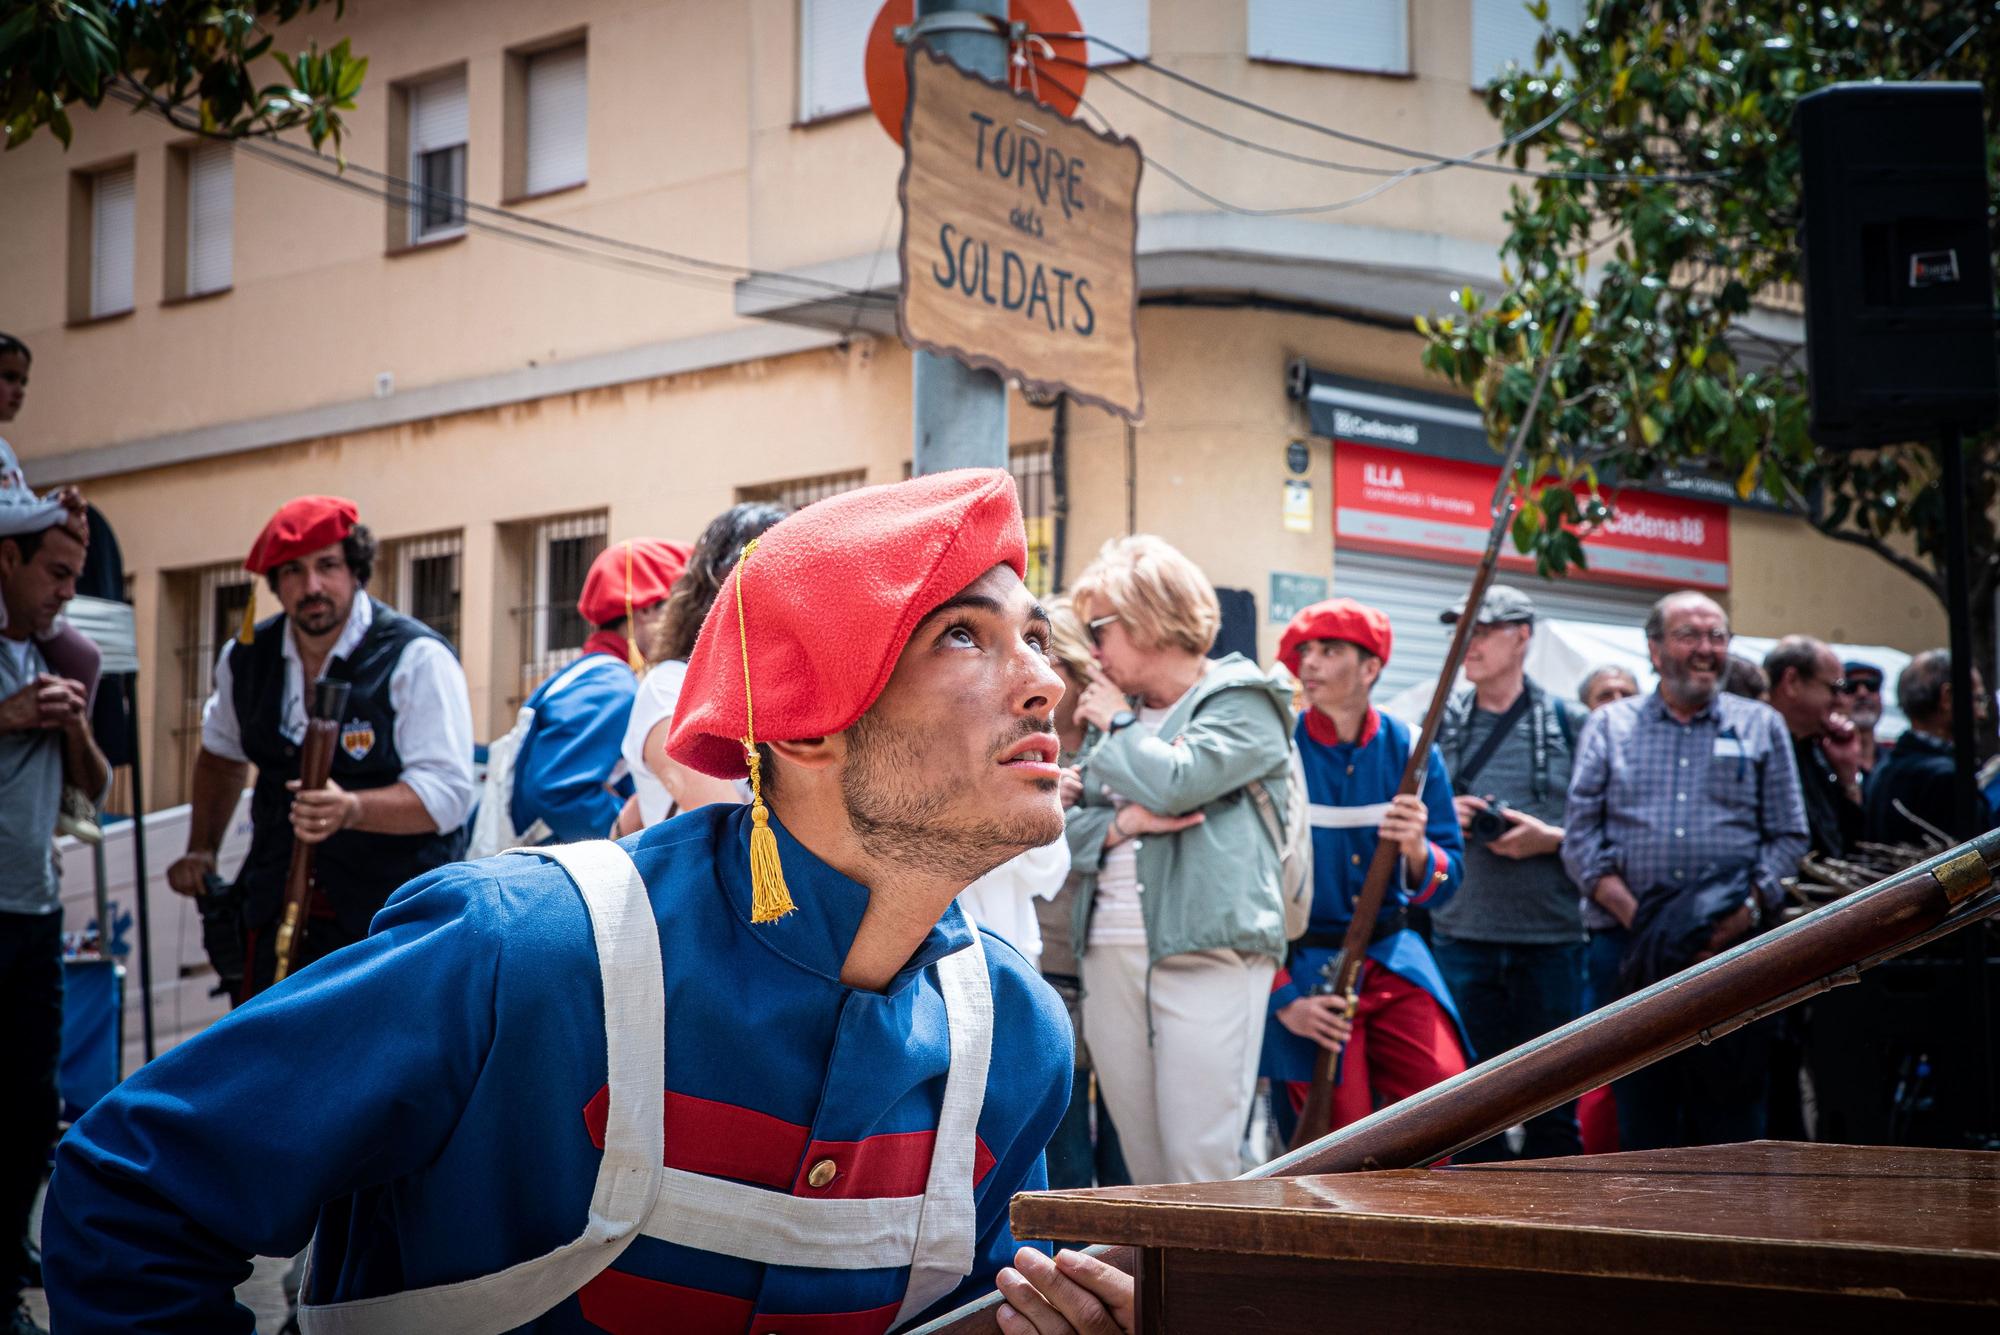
[263,676,351,995]
[909,797,2000,1333]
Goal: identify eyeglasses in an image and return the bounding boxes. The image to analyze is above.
[1838,679,1881,695]
[1087,613,1120,647]
[1663,627,1731,647]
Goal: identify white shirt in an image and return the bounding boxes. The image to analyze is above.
[956,838,1071,971]
[200,591,476,833]
[621,659,688,827]
[1087,697,1180,948]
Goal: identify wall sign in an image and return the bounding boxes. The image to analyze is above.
[897,45,1145,422]
[1269,571,1329,624]
[1335,442,1730,589]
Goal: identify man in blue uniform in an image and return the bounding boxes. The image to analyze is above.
[45,470,1134,1335]
[509,539,690,844]
[1263,598,1469,1141]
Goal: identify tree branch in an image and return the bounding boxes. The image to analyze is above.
[1810,519,1943,602]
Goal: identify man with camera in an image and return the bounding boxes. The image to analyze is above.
[1431,586,1584,1161]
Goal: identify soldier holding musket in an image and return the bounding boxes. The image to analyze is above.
[165,495,474,998]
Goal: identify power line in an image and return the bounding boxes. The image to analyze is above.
[1029,65,1538,219]
[109,81,896,308]
[1036,31,1735,185]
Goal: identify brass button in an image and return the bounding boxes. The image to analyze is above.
[1350,853,1361,866]
[806,1158,837,1189]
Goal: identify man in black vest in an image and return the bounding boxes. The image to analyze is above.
[166,496,474,998]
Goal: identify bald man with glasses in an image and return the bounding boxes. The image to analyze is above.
[1563,592,1808,1150]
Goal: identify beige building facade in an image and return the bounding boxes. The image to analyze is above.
[2,0,1943,810]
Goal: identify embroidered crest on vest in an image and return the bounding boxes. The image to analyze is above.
[339,720,377,761]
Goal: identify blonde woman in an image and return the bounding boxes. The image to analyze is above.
[1065,536,1293,1184]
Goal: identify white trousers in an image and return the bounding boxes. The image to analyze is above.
[1079,943,1277,1185]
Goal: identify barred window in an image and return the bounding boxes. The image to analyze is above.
[376,531,464,647]
[167,563,254,800]
[736,468,868,511]
[511,511,607,701]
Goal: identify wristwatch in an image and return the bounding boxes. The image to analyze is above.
[1107,708,1138,734]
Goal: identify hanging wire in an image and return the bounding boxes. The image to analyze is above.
[1034,31,1735,185]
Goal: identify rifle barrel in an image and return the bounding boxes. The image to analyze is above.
[909,826,2000,1335]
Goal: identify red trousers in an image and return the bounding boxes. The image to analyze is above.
[1283,962,1467,1131]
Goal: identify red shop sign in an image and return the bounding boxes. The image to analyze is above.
[1334,442,1729,590]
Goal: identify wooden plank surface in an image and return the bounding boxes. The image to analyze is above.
[1015,1142,2000,1305]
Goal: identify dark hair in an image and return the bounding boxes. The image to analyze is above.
[0,332,29,364]
[1761,635,1823,693]
[1,522,74,565]
[1898,649,1951,722]
[262,522,377,592]
[659,502,790,662]
[1722,654,1769,700]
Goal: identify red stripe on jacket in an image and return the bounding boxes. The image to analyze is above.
[577,1268,900,1335]
[583,1088,996,1197]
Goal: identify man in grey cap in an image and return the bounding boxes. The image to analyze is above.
[1431,584,1584,1160]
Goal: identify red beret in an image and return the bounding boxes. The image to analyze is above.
[578,539,692,627]
[668,469,1027,779]
[1278,597,1393,675]
[244,496,359,574]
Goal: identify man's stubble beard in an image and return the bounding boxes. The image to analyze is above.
[840,710,1063,885]
[1661,654,1721,709]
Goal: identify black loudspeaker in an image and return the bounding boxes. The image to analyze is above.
[1796,82,1998,449]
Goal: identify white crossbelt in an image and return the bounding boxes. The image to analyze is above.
[1307,801,1391,829]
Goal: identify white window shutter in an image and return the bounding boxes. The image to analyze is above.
[90,165,135,318]
[186,143,234,295]
[410,70,469,154]
[1248,0,1409,76]
[524,44,588,195]
[798,0,874,122]
[1471,0,1580,87]
[1075,0,1151,65]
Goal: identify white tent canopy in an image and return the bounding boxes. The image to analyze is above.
[66,594,139,674]
[1382,618,1913,743]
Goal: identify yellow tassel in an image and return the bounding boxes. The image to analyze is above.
[623,541,647,674]
[735,539,794,923]
[236,585,257,645]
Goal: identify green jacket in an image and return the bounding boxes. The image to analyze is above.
[1065,653,1294,968]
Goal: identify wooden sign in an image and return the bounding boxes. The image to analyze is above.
[898,44,1145,423]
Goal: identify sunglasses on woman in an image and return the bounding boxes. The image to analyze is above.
[1087,613,1120,647]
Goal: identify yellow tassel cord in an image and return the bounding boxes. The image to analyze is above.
[621,541,647,674]
[734,538,794,923]
[236,585,257,645]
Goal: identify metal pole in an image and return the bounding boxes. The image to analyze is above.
[1938,429,1980,834]
[1935,427,1995,1136]
[910,0,1009,476]
[126,673,156,1062]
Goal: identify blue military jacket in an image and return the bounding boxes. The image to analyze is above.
[511,650,637,843]
[1261,707,1469,1084]
[45,804,1071,1333]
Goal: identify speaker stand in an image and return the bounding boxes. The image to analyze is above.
[1936,428,1997,1145]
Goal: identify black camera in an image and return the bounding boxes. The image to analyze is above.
[1470,796,1511,843]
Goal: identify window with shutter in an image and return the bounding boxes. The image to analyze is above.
[798,0,874,122]
[186,143,234,296]
[1470,0,1580,87]
[409,71,469,243]
[1248,0,1409,76]
[524,43,587,195]
[90,164,136,318]
[1076,0,1150,65]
